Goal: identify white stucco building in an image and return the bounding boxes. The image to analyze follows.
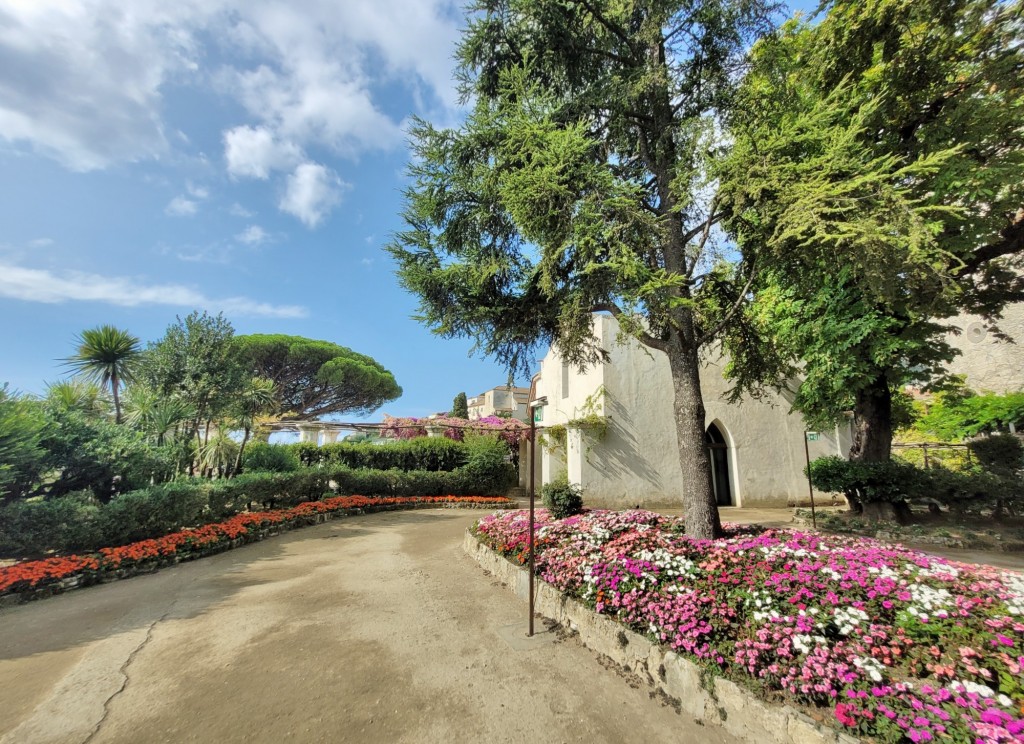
[529,314,852,509]
[468,385,531,421]
[944,302,1024,394]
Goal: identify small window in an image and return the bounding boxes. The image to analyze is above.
[561,363,570,399]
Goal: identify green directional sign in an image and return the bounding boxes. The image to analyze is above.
[806,432,820,442]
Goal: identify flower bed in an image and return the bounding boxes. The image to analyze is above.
[0,495,510,601]
[474,509,1024,743]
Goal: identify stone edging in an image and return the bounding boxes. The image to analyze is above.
[0,502,507,609]
[463,529,860,744]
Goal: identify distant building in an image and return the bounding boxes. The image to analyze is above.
[467,385,531,421]
[529,314,851,509]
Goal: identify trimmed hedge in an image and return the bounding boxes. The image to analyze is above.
[0,443,516,558]
[285,437,468,472]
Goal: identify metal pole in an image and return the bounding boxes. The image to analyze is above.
[528,411,536,637]
[923,444,930,469]
[803,432,817,529]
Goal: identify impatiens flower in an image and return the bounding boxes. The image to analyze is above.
[474,508,1024,742]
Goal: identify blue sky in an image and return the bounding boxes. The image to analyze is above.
[0,0,817,420]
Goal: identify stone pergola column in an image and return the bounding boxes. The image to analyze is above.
[297,424,320,445]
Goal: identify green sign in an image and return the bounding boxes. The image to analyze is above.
[533,407,543,423]
[806,432,820,442]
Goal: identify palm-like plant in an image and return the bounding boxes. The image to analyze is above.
[199,429,239,477]
[232,376,278,476]
[45,379,110,418]
[64,326,141,424]
[124,385,194,446]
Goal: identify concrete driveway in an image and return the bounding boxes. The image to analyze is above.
[0,509,735,744]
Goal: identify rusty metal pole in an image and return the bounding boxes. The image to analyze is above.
[528,410,536,637]
[803,432,817,529]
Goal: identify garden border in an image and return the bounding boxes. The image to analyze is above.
[463,530,860,744]
[0,498,509,609]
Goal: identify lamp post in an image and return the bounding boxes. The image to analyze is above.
[527,395,548,637]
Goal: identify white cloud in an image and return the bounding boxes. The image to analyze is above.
[0,1,461,172]
[186,181,209,199]
[165,196,198,216]
[223,125,302,179]
[236,225,269,245]
[0,260,308,318]
[29,238,54,248]
[279,162,345,228]
[228,202,255,218]
[360,257,374,268]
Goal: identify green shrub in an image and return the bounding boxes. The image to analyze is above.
[98,481,211,545]
[458,434,516,495]
[0,491,102,556]
[541,475,584,519]
[968,434,1024,476]
[242,442,300,473]
[806,457,926,504]
[286,437,468,472]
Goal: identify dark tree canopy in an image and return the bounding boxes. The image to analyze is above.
[451,391,469,419]
[234,335,402,420]
[389,0,779,539]
[719,0,1024,461]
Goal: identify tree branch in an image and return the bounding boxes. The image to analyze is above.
[695,258,757,348]
[591,302,669,352]
[956,209,1024,276]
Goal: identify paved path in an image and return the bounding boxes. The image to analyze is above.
[0,509,734,744]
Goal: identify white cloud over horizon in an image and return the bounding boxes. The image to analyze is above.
[279,162,346,228]
[0,261,308,318]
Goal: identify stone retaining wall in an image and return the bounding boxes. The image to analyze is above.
[463,530,860,744]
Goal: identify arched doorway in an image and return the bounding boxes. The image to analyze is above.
[705,422,733,506]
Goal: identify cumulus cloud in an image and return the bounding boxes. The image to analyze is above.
[279,162,346,228]
[0,260,307,318]
[223,125,302,179]
[0,0,461,172]
[165,196,199,216]
[235,225,269,245]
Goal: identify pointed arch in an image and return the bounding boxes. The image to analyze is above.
[705,420,735,506]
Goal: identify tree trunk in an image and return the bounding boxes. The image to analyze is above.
[233,427,250,478]
[666,336,722,540]
[848,373,893,462]
[111,373,122,424]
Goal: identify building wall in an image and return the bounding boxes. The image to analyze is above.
[534,314,852,509]
[944,302,1024,394]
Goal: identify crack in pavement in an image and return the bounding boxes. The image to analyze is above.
[81,608,171,744]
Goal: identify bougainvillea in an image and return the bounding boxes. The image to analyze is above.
[474,509,1024,743]
[380,414,530,446]
[0,495,510,596]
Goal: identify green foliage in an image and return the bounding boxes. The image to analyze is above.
[63,325,141,423]
[968,435,1024,476]
[459,434,517,495]
[140,311,247,434]
[913,391,1024,441]
[451,391,469,419]
[807,456,925,504]
[242,442,301,473]
[388,0,780,538]
[45,379,110,418]
[98,481,211,545]
[287,437,469,472]
[720,0,1024,456]
[233,334,401,420]
[541,474,584,519]
[0,387,48,502]
[0,492,102,557]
